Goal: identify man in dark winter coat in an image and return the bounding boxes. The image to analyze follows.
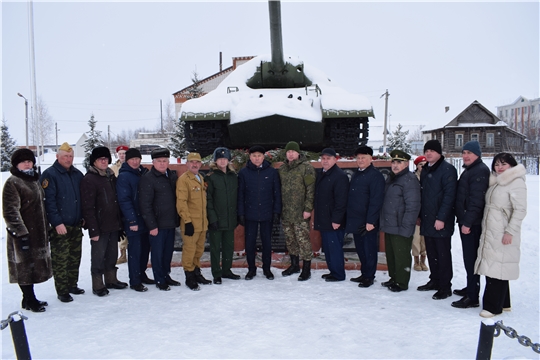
[345,146,385,288]
[206,147,241,284]
[40,142,85,303]
[117,148,154,292]
[418,140,458,300]
[139,148,181,291]
[380,150,421,292]
[451,141,490,309]
[81,146,127,297]
[314,148,349,282]
[238,145,282,280]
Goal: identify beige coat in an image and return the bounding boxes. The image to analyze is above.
[176,171,208,233]
[474,164,527,280]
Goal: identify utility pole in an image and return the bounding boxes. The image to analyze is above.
[108,125,111,149]
[381,89,390,155]
[17,93,29,148]
[160,99,163,133]
[55,122,59,151]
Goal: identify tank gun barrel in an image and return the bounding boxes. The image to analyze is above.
[268,0,284,71]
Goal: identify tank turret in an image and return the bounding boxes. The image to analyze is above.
[181,0,373,157]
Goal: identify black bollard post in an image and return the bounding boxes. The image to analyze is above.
[476,320,497,360]
[8,312,32,360]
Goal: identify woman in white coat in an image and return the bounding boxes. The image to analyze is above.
[474,153,527,318]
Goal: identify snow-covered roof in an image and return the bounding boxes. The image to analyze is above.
[180,54,373,125]
[445,121,508,128]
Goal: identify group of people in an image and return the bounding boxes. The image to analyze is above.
[3,139,527,319]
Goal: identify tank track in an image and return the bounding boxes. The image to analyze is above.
[184,120,227,158]
[325,117,369,156]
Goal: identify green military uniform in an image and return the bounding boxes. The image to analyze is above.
[206,162,238,279]
[278,154,316,261]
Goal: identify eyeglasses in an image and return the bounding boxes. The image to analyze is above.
[96,157,109,162]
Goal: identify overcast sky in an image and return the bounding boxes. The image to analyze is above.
[2,0,538,146]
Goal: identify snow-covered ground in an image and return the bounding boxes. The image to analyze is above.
[1,156,538,359]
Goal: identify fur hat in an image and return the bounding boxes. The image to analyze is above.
[321,148,337,157]
[125,148,142,162]
[213,147,231,161]
[90,146,112,165]
[424,139,442,155]
[414,155,427,166]
[390,149,411,161]
[151,148,170,159]
[284,141,300,153]
[463,141,482,157]
[116,145,129,153]
[354,146,373,156]
[249,145,265,154]
[187,152,202,162]
[11,148,36,167]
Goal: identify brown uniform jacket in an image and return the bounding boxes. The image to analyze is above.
[176,171,208,233]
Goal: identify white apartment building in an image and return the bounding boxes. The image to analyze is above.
[497,96,540,153]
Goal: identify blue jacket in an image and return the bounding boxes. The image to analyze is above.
[455,157,490,227]
[238,160,282,222]
[39,160,84,227]
[116,162,149,236]
[380,168,421,238]
[420,155,457,237]
[345,164,385,233]
[314,164,349,231]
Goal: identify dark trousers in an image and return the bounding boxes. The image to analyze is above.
[385,233,413,289]
[483,277,511,314]
[424,236,453,291]
[245,220,272,272]
[321,229,345,280]
[354,229,379,280]
[90,231,119,276]
[209,229,235,278]
[459,224,481,301]
[149,228,175,285]
[49,225,83,295]
[127,231,151,286]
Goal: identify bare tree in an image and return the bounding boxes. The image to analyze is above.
[162,100,176,133]
[30,96,54,150]
[408,125,425,142]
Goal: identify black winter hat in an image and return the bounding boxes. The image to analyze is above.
[354,146,373,156]
[213,147,231,161]
[11,148,36,167]
[249,145,265,154]
[424,139,442,155]
[321,148,337,157]
[151,148,170,159]
[125,148,142,162]
[90,146,112,165]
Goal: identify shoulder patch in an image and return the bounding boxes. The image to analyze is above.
[41,179,49,189]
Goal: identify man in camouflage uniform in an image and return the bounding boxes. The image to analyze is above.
[278,141,316,281]
[40,142,85,303]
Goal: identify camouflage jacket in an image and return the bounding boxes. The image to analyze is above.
[278,157,316,223]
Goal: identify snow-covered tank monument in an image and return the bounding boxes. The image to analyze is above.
[180,0,374,157]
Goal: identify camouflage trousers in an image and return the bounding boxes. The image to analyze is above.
[282,220,312,261]
[49,225,83,295]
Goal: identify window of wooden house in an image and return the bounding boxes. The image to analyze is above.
[471,133,479,142]
[455,134,463,148]
[487,133,494,147]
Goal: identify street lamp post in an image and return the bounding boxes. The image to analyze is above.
[17,93,29,149]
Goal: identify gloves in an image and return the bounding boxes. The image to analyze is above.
[238,216,245,227]
[19,236,30,251]
[184,222,195,237]
[208,222,218,231]
[273,213,281,225]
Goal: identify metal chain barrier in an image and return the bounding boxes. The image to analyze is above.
[494,321,540,354]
